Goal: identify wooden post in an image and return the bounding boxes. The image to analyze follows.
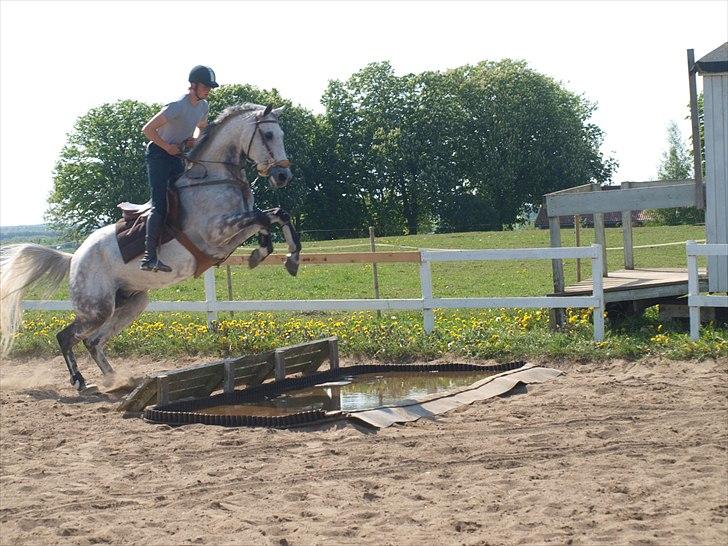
[575,214,582,282]
[592,185,608,277]
[621,182,634,270]
[157,375,170,406]
[369,226,381,319]
[203,268,218,329]
[224,361,235,394]
[419,256,435,334]
[327,337,339,370]
[687,241,701,340]
[591,244,605,342]
[687,49,705,209]
[225,265,234,317]
[274,349,286,381]
[548,213,565,329]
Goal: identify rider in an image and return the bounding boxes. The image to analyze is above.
[139,65,219,272]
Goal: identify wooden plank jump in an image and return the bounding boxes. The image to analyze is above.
[117,337,339,413]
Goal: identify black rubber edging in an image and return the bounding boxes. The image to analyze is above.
[143,360,526,429]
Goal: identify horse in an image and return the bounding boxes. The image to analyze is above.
[0,103,300,391]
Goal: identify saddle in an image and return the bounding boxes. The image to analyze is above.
[115,189,222,277]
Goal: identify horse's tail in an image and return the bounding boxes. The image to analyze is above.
[0,244,73,357]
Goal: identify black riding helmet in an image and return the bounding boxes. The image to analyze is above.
[189,65,219,88]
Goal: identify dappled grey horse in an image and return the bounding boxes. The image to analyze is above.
[0,104,300,390]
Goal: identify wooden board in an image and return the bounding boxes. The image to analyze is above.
[117,337,339,413]
[549,268,709,304]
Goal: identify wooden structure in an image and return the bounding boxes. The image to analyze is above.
[117,337,339,413]
[695,42,728,292]
[544,180,704,318]
[545,44,728,324]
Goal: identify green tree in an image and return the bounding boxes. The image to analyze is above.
[452,60,616,228]
[321,59,616,235]
[651,120,704,225]
[45,100,157,237]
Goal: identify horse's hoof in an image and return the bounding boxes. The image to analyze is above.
[71,374,86,391]
[249,249,262,269]
[284,255,299,277]
[79,384,99,395]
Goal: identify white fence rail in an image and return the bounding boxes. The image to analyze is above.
[686,241,728,340]
[22,244,606,341]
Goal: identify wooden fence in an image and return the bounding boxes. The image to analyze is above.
[21,245,606,340]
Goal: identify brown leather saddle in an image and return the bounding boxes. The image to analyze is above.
[115,190,221,277]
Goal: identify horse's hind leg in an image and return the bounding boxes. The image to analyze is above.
[57,312,112,391]
[83,291,148,376]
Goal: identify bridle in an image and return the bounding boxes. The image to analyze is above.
[178,110,290,188]
[244,115,291,177]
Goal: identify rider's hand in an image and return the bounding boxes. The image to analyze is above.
[165,143,181,156]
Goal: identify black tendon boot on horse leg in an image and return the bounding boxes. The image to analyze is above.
[140,212,172,273]
[57,322,95,392]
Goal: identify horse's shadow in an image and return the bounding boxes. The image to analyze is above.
[21,387,119,405]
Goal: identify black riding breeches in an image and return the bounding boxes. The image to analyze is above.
[145,142,184,220]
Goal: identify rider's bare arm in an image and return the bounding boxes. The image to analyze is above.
[142,113,180,155]
[186,119,208,148]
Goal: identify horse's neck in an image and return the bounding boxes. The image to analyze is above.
[196,117,245,164]
[175,119,254,255]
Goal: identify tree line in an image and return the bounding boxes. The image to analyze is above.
[46,59,616,239]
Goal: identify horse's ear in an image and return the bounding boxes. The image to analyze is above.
[272,106,285,117]
[263,104,273,117]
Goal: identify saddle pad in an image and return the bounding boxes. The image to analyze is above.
[115,214,175,264]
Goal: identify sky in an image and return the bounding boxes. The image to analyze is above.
[1,0,726,227]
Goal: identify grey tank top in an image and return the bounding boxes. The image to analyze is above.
[157,95,209,145]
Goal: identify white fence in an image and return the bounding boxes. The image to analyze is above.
[686,241,728,340]
[22,244,606,341]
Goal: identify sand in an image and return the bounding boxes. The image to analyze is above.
[1,354,726,545]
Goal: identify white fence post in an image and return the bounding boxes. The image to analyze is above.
[591,244,605,341]
[419,253,434,334]
[203,268,218,329]
[686,242,728,341]
[687,241,701,340]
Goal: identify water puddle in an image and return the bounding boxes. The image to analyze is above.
[205,370,497,417]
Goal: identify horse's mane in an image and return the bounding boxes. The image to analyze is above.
[187,103,262,160]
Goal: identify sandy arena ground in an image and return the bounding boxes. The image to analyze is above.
[1,354,726,545]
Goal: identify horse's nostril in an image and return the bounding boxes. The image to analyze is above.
[278,172,287,182]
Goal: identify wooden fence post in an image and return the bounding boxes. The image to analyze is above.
[419,255,434,334]
[203,268,218,329]
[369,226,381,319]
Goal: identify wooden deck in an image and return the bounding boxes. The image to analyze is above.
[550,268,708,304]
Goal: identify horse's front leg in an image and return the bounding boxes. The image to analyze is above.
[218,209,274,269]
[262,207,302,276]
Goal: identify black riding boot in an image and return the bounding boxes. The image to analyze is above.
[140,212,172,273]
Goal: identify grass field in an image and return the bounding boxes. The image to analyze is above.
[12,225,727,361]
[25,224,708,302]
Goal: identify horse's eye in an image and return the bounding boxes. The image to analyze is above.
[264,131,274,140]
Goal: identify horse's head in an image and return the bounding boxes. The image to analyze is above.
[244,105,292,189]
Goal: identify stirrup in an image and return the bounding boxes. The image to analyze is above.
[140,258,172,273]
